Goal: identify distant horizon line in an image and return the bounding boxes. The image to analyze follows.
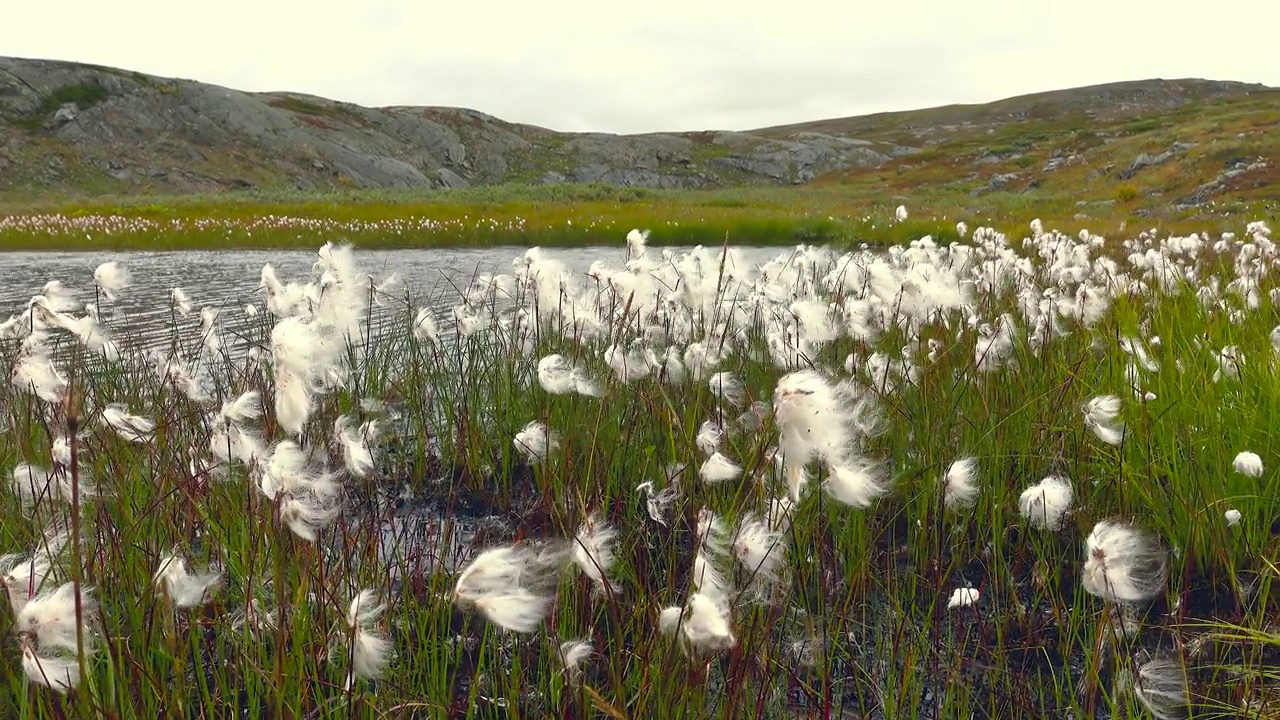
[3,54,1276,137]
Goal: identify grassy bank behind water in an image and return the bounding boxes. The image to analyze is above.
[1,184,1274,251]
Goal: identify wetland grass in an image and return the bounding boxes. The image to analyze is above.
[1,218,1279,718]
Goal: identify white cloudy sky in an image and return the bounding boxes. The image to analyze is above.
[6,0,1278,134]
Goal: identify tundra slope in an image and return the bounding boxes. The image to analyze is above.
[1,56,1274,210]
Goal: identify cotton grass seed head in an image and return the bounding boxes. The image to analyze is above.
[1018,475,1074,531]
[947,587,979,609]
[1132,655,1191,720]
[1082,519,1168,603]
[1232,451,1263,477]
[942,457,979,510]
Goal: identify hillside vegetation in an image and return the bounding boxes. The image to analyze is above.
[0,58,1276,248]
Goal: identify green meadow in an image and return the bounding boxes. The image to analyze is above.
[1,218,1279,719]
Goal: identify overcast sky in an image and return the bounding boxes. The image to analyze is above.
[6,0,1278,134]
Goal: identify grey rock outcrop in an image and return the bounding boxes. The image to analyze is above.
[0,56,910,193]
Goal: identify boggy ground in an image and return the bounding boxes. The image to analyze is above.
[2,221,1280,719]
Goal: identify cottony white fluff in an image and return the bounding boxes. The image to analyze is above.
[279,491,341,542]
[11,462,80,508]
[21,647,80,693]
[659,592,736,654]
[708,372,745,406]
[102,403,156,443]
[537,354,604,396]
[219,390,263,425]
[335,589,394,688]
[452,543,568,633]
[943,457,979,510]
[1018,476,1074,531]
[170,287,193,316]
[733,513,787,594]
[50,436,72,468]
[1083,395,1125,445]
[514,420,558,463]
[695,420,723,457]
[699,452,743,483]
[947,587,980,609]
[626,228,649,261]
[1233,451,1264,478]
[12,352,69,404]
[773,369,884,503]
[16,581,96,654]
[572,513,617,591]
[334,415,377,477]
[1,530,70,614]
[825,459,889,509]
[413,307,439,344]
[153,554,222,608]
[1132,656,1191,720]
[636,478,680,526]
[558,639,593,683]
[1081,520,1168,603]
[93,261,130,301]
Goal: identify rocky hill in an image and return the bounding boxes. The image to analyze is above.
[1,56,1276,208]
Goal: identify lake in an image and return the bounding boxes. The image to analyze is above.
[0,244,789,351]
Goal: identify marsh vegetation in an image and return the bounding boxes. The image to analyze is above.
[2,219,1280,718]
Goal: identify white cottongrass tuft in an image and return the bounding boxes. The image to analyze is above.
[1,529,70,614]
[1132,655,1191,720]
[12,351,69,405]
[942,457,979,510]
[659,591,736,654]
[825,459,889,509]
[537,354,604,397]
[21,647,81,693]
[219,390,263,425]
[333,589,394,690]
[15,581,97,693]
[572,513,617,592]
[93,261,130,301]
[695,420,723,457]
[699,452,743,483]
[257,441,342,542]
[170,287,193,316]
[708,372,745,406]
[412,307,439,344]
[334,415,377,477]
[11,462,82,508]
[153,553,222,609]
[626,228,650,260]
[1232,451,1263,478]
[1018,475,1074,531]
[1081,520,1168,603]
[636,476,680,525]
[732,513,787,596]
[102,403,156,443]
[1083,395,1126,446]
[947,587,980,609]
[773,369,885,504]
[453,543,569,633]
[691,508,731,599]
[50,436,73,469]
[1224,508,1242,526]
[514,420,559,463]
[557,639,593,683]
